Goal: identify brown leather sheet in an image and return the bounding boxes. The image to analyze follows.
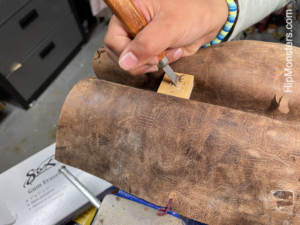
[56,77,300,224]
[93,41,300,125]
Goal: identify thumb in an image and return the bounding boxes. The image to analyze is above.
[118,17,176,71]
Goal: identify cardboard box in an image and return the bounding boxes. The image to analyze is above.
[0,143,113,225]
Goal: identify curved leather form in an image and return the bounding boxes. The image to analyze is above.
[93,41,300,126]
[56,78,300,224]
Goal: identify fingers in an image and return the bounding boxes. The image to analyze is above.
[165,47,184,64]
[183,42,204,57]
[105,10,210,75]
[103,0,228,76]
[118,14,177,71]
[181,33,217,57]
[105,46,119,65]
[129,65,158,76]
[106,46,158,76]
[104,16,131,58]
[105,15,159,75]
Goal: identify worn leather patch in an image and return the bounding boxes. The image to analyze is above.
[56,78,300,224]
[93,41,300,126]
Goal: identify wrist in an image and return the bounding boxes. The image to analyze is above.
[215,0,230,31]
[202,0,238,47]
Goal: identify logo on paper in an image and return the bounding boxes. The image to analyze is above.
[23,155,57,188]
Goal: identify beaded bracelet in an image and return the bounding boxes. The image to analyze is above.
[202,0,237,48]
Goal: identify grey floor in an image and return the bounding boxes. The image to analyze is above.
[0,22,107,173]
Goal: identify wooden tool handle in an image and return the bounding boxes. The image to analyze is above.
[104,0,166,61]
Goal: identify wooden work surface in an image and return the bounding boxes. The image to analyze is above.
[93,41,300,126]
[56,77,300,225]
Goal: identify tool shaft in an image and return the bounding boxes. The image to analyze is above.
[59,166,101,209]
[162,65,178,85]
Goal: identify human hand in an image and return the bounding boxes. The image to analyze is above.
[104,0,228,75]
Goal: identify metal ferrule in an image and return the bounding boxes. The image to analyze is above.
[158,56,170,69]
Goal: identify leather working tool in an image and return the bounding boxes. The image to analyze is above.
[104,0,179,86]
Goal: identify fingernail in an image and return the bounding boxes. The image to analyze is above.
[174,48,184,60]
[144,66,158,74]
[119,52,138,70]
[149,59,156,65]
[149,56,159,65]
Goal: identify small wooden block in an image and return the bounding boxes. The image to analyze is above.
[157,72,194,99]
